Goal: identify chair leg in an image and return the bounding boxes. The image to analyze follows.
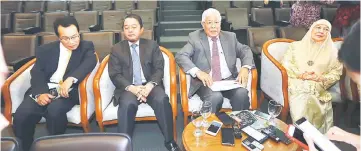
[82,121,91,133]
[183,112,189,128]
[173,118,177,142]
[98,121,105,132]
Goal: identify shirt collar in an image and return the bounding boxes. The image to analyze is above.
[60,42,68,52]
[128,40,140,47]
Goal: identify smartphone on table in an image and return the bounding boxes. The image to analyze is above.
[206,120,223,136]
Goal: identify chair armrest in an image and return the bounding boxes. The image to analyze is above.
[8,56,36,72]
[89,24,101,32]
[250,20,264,27]
[275,20,290,27]
[159,47,177,118]
[2,58,36,124]
[248,68,258,110]
[23,27,42,35]
[179,69,189,115]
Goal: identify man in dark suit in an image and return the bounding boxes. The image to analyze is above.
[13,16,97,151]
[175,8,255,113]
[108,14,180,151]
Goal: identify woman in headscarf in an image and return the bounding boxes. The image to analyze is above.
[281,19,343,133]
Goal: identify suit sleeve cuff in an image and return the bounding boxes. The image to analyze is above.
[241,65,252,70]
[70,77,78,83]
[187,67,200,78]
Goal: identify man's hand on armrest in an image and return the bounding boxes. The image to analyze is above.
[237,67,249,87]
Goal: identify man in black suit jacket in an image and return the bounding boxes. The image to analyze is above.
[13,16,97,151]
[108,14,180,151]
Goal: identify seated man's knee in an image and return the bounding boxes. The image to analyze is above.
[119,99,138,110]
[207,92,223,112]
[46,107,66,119]
[234,88,249,99]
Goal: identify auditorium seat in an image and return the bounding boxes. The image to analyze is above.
[247,27,277,55]
[2,56,100,133]
[43,11,69,33]
[278,27,307,41]
[1,14,11,34]
[23,1,46,13]
[92,1,112,14]
[82,31,115,61]
[1,137,19,151]
[46,1,68,12]
[137,0,158,9]
[1,1,22,14]
[69,1,91,13]
[252,1,264,8]
[275,8,291,23]
[233,1,251,14]
[93,47,178,141]
[40,34,58,45]
[211,1,231,15]
[31,133,132,151]
[120,30,153,41]
[1,35,38,71]
[73,11,99,32]
[179,61,258,128]
[225,8,249,30]
[114,1,134,10]
[322,8,337,22]
[102,10,127,32]
[251,8,274,26]
[11,12,41,34]
[131,9,157,31]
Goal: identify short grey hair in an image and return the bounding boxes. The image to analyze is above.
[201,8,222,23]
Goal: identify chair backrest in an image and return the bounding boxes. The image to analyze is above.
[212,1,230,14]
[1,1,22,14]
[137,1,158,10]
[46,1,68,12]
[73,11,99,32]
[247,27,277,54]
[225,8,249,29]
[322,8,337,22]
[275,8,291,22]
[251,8,274,26]
[114,1,134,10]
[92,1,112,12]
[23,1,45,13]
[41,34,58,45]
[13,12,41,32]
[278,27,307,41]
[1,137,20,151]
[69,1,90,12]
[31,133,132,151]
[43,11,69,32]
[131,9,156,30]
[82,31,115,61]
[1,14,11,30]
[233,1,251,14]
[252,1,264,8]
[120,30,153,41]
[102,10,127,31]
[2,35,38,64]
[261,39,294,106]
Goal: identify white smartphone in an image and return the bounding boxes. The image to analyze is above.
[295,117,341,151]
[206,120,223,136]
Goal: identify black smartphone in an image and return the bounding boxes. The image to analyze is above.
[221,128,235,146]
[216,112,234,125]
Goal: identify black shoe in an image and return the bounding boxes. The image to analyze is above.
[165,140,181,151]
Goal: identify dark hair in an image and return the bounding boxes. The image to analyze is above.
[53,16,80,37]
[338,20,360,72]
[122,14,143,29]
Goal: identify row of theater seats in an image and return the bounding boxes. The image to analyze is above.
[1,9,158,37]
[223,7,338,30]
[1,30,153,73]
[1,1,157,14]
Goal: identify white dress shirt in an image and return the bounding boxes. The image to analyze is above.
[128,41,147,84]
[188,36,233,79]
[49,43,77,84]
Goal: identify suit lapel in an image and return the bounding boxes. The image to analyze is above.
[200,31,211,68]
[139,39,146,70]
[219,32,232,69]
[64,41,81,78]
[51,41,61,74]
[123,42,132,76]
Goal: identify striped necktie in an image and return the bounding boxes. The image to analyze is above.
[131,44,142,85]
